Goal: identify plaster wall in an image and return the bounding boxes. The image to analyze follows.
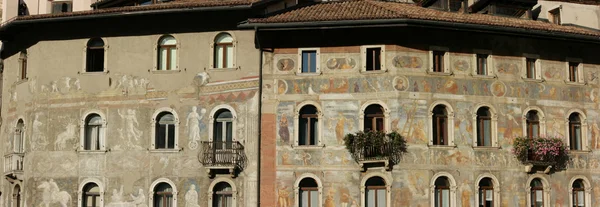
[0,30,260,207]
[536,0,600,29]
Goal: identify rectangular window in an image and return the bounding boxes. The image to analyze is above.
[477,118,492,146]
[526,58,536,79]
[476,54,488,75]
[301,51,317,73]
[51,1,72,14]
[433,51,445,72]
[366,48,381,71]
[433,116,447,145]
[550,8,561,24]
[570,123,582,150]
[569,62,579,82]
[86,48,104,72]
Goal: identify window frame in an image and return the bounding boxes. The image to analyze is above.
[360,173,391,207]
[527,177,549,207]
[155,35,179,71]
[78,180,105,207]
[565,110,588,151]
[84,38,107,73]
[472,105,498,148]
[14,119,26,153]
[207,178,237,207]
[360,45,386,73]
[429,101,455,147]
[471,50,495,78]
[13,184,21,207]
[522,55,542,81]
[428,47,451,74]
[18,51,28,81]
[297,48,321,75]
[359,101,390,132]
[293,102,323,148]
[475,174,500,207]
[548,7,561,25]
[565,58,585,84]
[522,107,546,139]
[569,176,592,207]
[150,108,180,152]
[51,1,73,14]
[79,111,107,152]
[294,174,323,207]
[149,178,178,207]
[208,105,238,145]
[210,32,237,70]
[429,172,457,207]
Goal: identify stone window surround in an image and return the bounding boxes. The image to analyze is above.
[471,104,499,148]
[521,54,543,81]
[77,178,105,207]
[429,171,457,207]
[14,117,26,153]
[360,172,392,207]
[149,178,178,207]
[296,48,322,75]
[358,100,391,132]
[293,173,323,207]
[565,109,588,151]
[79,109,108,152]
[428,46,451,75]
[207,177,238,207]
[209,32,238,71]
[428,101,456,147]
[150,107,181,152]
[81,38,109,74]
[360,45,387,73]
[208,104,238,142]
[568,176,592,207]
[152,34,181,72]
[565,57,585,84]
[474,173,501,207]
[293,101,324,148]
[471,49,496,78]
[521,106,546,138]
[526,175,551,207]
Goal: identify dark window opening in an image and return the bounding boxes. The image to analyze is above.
[155,112,175,149]
[364,104,385,132]
[432,105,448,145]
[526,111,540,139]
[301,51,317,73]
[477,54,488,75]
[86,38,105,72]
[478,178,493,207]
[477,107,492,147]
[366,48,381,71]
[569,113,582,151]
[299,105,318,146]
[433,51,445,72]
[154,183,173,207]
[526,58,536,79]
[569,62,579,82]
[365,177,386,207]
[434,177,450,207]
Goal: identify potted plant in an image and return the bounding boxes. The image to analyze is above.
[344,130,407,167]
[512,136,569,172]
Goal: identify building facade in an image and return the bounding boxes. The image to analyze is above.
[0,0,599,206]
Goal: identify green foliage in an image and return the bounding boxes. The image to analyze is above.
[344,130,408,163]
[512,136,569,169]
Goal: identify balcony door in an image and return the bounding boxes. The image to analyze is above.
[213,109,233,149]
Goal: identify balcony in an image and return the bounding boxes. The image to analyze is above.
[4,153,24,180]
[199,141,245,177]
[351,143,396,171]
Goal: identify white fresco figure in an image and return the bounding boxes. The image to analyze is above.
[54,123,77,150]
[37,179,71,207]
[32,113,48,150]
[118,109,143,148]
[185,184,200,207]
[74,79,81,90]
[186,106,206,150]
[130,189,147,207]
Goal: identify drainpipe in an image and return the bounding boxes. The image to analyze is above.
[255,25,262,207]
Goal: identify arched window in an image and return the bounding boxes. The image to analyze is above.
[364,104,385,132]
[155,112,176,149]
[530,179,544,207]
[84,114,103,150]
[572,179,585,207]
[476,107,492,147]
[299,105,318,146]
[214,109,233,149]
[153,183,174,207]
[365,176,386,207]
[82,183,100,207]
[213,182,233,207]
[19,51,27,80]
[86,38,105,72]
[214,33,234,68]
[569,113,582,151]
[14,119,25,153]
[432,105,448,145]
[478,178,493,207]
[158,35,177,70]
[434,177,450,207]
[298,178,318,207]
[526,111,540,138]
[13,184,21,207]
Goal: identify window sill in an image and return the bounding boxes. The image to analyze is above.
[79,71,109,75]
[149,69,180,74]
[426,71,453,76]
[291,144,325,150]
[209,67,239,72]
[521,77,545,82]
[294,71,322,76]
[77,149,108,154]
[470,74,497,79]
[473,146,501,150]
[569,150,591,154]
[427,145,456,149]
[360,69,387,74]
[564,80,586,86]
[149,148,182,153]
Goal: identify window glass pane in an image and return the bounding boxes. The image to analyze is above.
[377,189,386,207]
[159,48,167,70]
[311,118,318,145]
[226,122,233,143]
[535,190,543,202]
[216,34,233,43]
[435,189,440,206]
[85,126,93,150]
[309,52,317,73]
[299,118,307,145]
[214,122,223,142]
[226,45,234,68]
[442,189,449,207]
[483,119,491,146]
[215,46,224,68]
[575,126,581,150]
[156,125,166,148]
[311,190,318,207]
[170,47,177,70]
[168,124,175,149]
[532,125,539,137]
[226,195,233,207]
[300,190,308,207]
[577,191,584,206]
[376,118,384,131]
[486,189,493,201]
[161,37,176,45]
[367,189,375,207]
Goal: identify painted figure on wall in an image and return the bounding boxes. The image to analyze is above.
[185,185,200,207]
[592,122,600,149]
[393,76,409,91]
[118,109,143,147]
[32,113,48,150]
[327,58,356,70]
[130,189,147,207]
[277,80,288,95]
[277,59,295,71]
[187,106,206,150]
[335,113,347,145]
[277,186,291,207]
[324,188,336,207]
[54,123,77,150]
[393,56,423,69]
[453,59,469,71]
[279,113,290,144]
[38,179,71,207]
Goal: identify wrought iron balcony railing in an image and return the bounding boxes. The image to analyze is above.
[350,143,396,171]
[200,141,245,177]
[4,153,24,177]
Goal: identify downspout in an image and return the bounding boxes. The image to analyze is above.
[255,25,262,207]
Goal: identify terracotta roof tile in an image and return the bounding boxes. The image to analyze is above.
[248,0,600,37]
[16,0,254,21]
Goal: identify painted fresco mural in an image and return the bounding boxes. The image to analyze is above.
[267,47,600,207]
